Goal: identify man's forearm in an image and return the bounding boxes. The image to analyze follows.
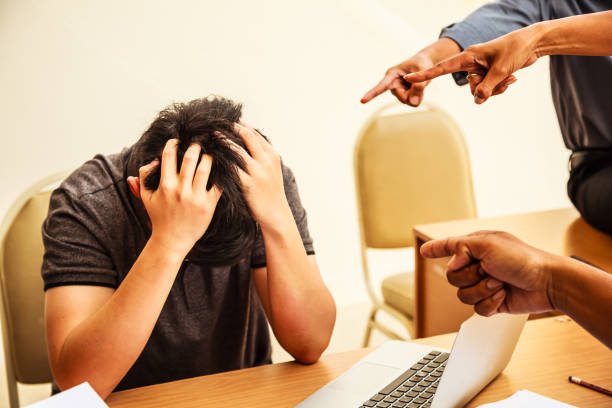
[51,238,184,398]
[258,206,335,363]
[534,11,612,57]
[547,255,612,349]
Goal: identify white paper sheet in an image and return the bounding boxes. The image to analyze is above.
[25,382,108,408]
[477,390,577,407]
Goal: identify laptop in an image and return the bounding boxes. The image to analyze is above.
[297,313,527,408]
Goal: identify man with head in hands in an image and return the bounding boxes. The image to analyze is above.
[42,96,336,398]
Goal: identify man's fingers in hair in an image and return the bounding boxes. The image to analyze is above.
[238,121,273,151]
[235,165,250,187]
[474,289,506,317]
[136,159,159,202]
[225,138,255,167]
[160,139,179,186]
[138,159,160,181]
[179,143,202,189]
[456,276,504,306]
[207,184,223,204]
[234,123,264,158]
[446,262,486,288]
[192,154,213,194]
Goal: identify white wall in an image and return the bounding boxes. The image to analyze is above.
[0,0,570,308]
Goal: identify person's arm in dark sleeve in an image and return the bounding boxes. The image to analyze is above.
[441,0,546,85]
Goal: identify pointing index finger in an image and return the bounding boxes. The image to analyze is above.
[403,53,472,84]
[361,74,395,104]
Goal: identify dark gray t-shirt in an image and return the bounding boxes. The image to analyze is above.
[440,0,612,150]
[41,146,314,391]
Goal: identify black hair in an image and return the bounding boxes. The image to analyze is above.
[133,96,257,266]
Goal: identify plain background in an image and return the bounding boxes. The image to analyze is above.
[0,0,572,404]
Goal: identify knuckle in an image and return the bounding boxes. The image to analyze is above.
[474,302,491,317]
[412,82,426,91]
[159,183,173,195]
[164,139,178,150]
[195,163,207,174]
[242,178,254,191]
[174,189,184,202]
[446,269,455,283]
[196,199,209,211]
[457,289,471,305]
[182,153,197,165]
[489,66,503,75]
[162,149,174,160]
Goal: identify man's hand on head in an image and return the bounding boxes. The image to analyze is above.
[224,123,292,230]
[420,231,555,316]
[126,139,222,258]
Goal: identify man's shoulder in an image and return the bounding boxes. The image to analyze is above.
[281,161,295,183]
[58,148,130,202]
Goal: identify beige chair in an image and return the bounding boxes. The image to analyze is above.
[354,102,476,346]
[0,171,70,407]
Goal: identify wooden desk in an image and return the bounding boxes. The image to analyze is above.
[106,317,612,407]
[413,208,612,338]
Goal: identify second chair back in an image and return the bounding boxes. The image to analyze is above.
[354,102,476,250]
[1,171,70,407]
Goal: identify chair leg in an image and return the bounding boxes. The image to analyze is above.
[6,377,19,408]
[362,307,378,347]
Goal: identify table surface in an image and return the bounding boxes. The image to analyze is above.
[414,207,612,272]
[106,316,612,408]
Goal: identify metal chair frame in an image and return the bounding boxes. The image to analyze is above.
[0,171,70,407]
[354,102,476,346]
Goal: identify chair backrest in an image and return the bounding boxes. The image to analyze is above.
[0,171,70,388]
[354,102,476,249]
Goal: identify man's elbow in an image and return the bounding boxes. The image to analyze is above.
[54,371,115,400]
[293,346,325,365]
[291,331,334,364]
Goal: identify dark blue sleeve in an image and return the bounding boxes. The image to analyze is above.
[440,0,548,85]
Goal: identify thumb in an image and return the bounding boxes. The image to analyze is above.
[447,244,474,271]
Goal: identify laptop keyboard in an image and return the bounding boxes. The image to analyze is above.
[359,351,449,408]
